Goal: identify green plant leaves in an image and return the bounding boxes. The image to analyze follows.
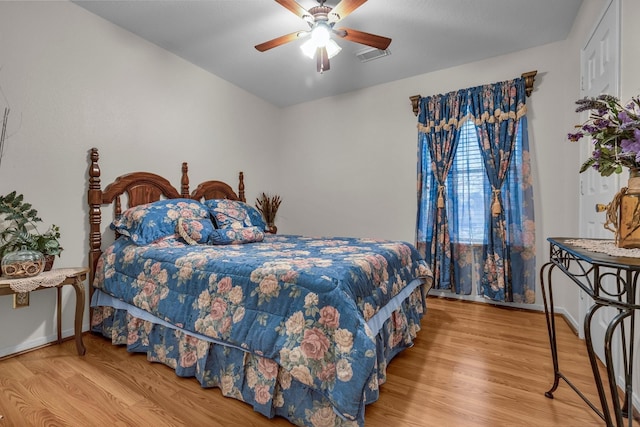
[0,191,42,227]
[0,192,62,258]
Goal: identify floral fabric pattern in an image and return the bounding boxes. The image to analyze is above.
[111,198,211,245]
[204,199,266,230]
[208,226,264,245]
[92,234,432,423]
[176,217,216,245]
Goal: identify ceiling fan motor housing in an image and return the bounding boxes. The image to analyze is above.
[308,5,332,23]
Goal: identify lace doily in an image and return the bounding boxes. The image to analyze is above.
[564,239,640,258]
[1,268,84,293]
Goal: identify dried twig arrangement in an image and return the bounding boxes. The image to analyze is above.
[255,193,281,224]
[0,67,17,169]
[0,107,8,169]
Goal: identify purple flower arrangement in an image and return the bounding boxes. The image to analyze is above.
[569,94,640,177]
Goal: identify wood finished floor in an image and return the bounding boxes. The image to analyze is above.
[0,296,637,426]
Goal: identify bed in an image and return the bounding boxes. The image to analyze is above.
[87,147,433,426]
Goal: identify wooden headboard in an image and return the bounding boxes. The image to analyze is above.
[87,147,246,292]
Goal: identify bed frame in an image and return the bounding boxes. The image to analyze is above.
[87,147,245,296]
[86,147,431,426]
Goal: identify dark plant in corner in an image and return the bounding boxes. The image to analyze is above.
[0,191,63,260]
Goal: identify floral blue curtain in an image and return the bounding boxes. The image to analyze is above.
[468,78,535,302]
[416,77,535,303]
[416,92,467,290]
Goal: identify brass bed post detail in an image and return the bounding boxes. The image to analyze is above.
[409,69,538,116]
[239,172,246,203]
[88,148,103,298]
[181,162,190,198]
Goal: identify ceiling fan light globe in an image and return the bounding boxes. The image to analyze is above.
[311,23,331,47]
[326,39,342,59]
[300,38,317,59]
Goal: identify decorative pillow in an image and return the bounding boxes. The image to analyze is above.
[245,203,267,231]
[176,217,216,245]
[208,226,265,245]
[111,198,211,245]
[204,199,267,231]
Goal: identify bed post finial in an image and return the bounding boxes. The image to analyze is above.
[239,172,246,202]
[181,162,190,198]
[88,148,103,297]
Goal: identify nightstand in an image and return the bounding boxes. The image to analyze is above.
[0,267,88,356]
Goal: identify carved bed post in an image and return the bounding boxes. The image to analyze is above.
[181,162,190,198]
[88,148,103,298]
[239,172,246,202]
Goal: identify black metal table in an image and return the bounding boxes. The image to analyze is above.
[541,237,639,427]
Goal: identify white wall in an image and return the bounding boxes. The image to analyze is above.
[0,1,280,357]
[621,0,640,99]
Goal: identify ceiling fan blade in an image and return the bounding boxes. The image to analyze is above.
[255,31,308,52]
[329,0,368,22]
[316,47,330,73]
[275,0,311,20]
[335,27,391,50]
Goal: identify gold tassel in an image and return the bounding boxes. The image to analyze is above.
[491,188,502,216]
[437,185,445,208]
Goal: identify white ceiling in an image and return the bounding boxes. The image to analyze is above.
[73,0,583,108]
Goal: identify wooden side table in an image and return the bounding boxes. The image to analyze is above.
[0,267,88,356]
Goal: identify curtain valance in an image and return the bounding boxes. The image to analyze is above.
[410,70,537,117]
[417,77,528,133]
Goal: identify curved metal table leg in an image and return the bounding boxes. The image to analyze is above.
[584,302,613,425]
[604,310,633,427]
[541,261,561,398]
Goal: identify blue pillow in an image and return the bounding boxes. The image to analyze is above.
[111,198,212,245]
[176,217,216,245]
[208,226,265,245]
[203,199,267,231]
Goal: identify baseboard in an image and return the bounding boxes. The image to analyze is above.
[617,367,640,421]
[428,289,547,312]
[0,321,90,359]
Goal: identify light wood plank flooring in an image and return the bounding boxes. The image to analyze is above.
[0,297,637,426]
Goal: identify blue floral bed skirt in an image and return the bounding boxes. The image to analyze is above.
[91,283,427,426]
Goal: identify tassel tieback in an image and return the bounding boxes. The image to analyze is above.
[491,188,502,216]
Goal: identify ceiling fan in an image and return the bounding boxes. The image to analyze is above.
[255,0,392,73]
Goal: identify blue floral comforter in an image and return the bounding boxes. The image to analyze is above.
[93,234,431,421]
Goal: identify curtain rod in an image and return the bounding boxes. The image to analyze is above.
[409,70,537,116]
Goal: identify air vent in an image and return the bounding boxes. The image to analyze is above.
[355,47,391,63]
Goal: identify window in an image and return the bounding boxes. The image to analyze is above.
[447,117,489,244]
[421,117,524,246]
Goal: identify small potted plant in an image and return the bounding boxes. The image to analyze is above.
[0,191,63,273]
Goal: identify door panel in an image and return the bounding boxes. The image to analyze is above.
[579,0,620,374]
